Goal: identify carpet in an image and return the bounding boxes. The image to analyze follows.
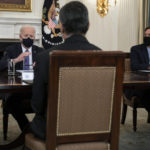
[0,101,150,150]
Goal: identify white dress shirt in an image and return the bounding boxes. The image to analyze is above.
[21,45,33,70]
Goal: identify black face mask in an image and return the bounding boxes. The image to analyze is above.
[22,38,33,48]
[143,37,150,46]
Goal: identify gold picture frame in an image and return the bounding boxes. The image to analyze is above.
[0,0,32,12]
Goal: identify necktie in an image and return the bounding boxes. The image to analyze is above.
[23,50,30,70]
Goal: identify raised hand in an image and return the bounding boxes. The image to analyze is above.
[12,51,31,64]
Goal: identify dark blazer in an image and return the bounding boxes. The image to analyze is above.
[31,34,101,140]
[130,44,150,71]
[0,43,44,71]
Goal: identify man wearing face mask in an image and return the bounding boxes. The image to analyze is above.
[0,25,44,133]
[0,25,43,71]
[124,26,150,114]
[131,26,150,71]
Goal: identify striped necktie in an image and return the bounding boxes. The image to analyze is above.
[23,50,30,70]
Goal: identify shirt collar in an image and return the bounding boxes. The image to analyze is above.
[21,44,32,53]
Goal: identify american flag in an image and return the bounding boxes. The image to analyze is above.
[48,18,56,29]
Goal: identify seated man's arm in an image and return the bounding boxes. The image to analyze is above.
[0,46,31,71]
[0,54,8,71]
[12,51,31,64]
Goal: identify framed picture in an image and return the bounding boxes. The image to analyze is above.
[0,0,32,12]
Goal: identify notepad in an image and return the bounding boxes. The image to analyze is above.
[16,70,34,81]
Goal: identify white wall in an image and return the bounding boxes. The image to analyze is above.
[118,0,139,52]
[0,0,44,46]
[60,0,119,50]
[0,0,139,51]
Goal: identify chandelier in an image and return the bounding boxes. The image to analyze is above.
[97,0,117,17]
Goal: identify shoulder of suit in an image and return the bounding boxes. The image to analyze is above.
[89,43,102,50]
[6,43,21,52]
[37,49,49,58]
[32,45,44,51]
[131,44,145,50]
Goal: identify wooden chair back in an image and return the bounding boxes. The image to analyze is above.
[46,50,125,150]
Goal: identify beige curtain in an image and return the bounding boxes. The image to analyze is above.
[138,0,149,44]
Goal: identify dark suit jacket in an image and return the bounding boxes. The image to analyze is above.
[0,43,44,71]
[31,34,101,140]
[130,44,150,71]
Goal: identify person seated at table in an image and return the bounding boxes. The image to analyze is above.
[125,26,150,113]
[0,25,43,71]
[0,25,44,131]
[30,1,101,140]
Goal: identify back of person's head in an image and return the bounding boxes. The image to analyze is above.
[59,1,89,35]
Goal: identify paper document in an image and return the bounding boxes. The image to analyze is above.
[16,70,34,81]
[16,70,33,73]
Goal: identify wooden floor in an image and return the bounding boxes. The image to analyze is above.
[0,101,150,150]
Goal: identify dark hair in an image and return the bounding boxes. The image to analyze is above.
[59,1,89,34]
[144,26,150,32]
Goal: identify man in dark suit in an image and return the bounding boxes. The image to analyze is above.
[130,26,150,71]
[30,1,101,140]
[125,26,150,112]
[0,25,43,71]
[0,25,44,131]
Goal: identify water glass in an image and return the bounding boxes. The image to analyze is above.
[8,59,15,76]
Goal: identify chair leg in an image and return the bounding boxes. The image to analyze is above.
[121,103,127,124]
[133,108,137,132]
[147,112,150,123]
[3,108,9,140]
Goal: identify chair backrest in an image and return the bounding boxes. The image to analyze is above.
[124,52,130,72]
[46,50,125,150]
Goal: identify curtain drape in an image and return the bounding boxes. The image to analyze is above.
[138,0,149,44]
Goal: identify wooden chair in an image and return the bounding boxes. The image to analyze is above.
[24,50,125,150]
[121,52,150,131]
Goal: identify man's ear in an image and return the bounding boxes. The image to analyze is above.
[19,34,22,41]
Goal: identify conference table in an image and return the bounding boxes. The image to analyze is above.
[123,71,150,89]
[1,70,150,93]
[0,71,32,93]
[0,70,150,149]
[0,71,32,149]
[1,71,150,98]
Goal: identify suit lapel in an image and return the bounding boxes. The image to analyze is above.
[17,44,23,55]
[32,45,37,62]
[17,44,23,69]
